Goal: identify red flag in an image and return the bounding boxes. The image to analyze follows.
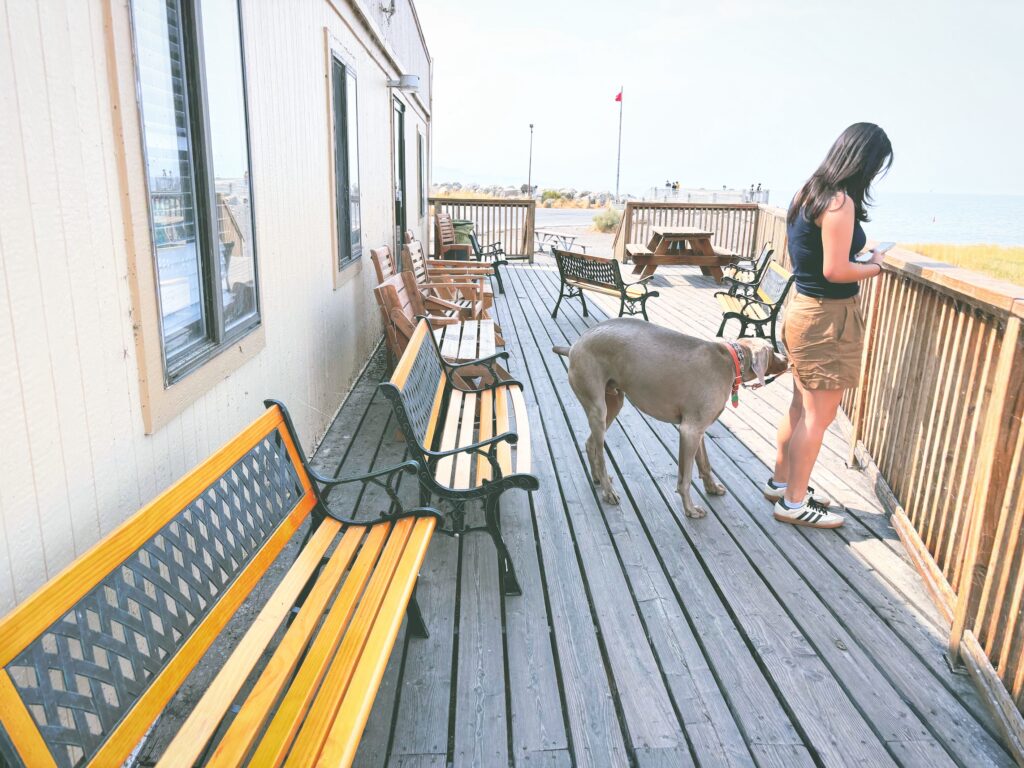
[615,89,622,102]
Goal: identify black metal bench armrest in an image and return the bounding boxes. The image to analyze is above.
[445,350,510,371]
[422,429,518,459]
[445,352,523,392]
[306,459,419,489]
[723,273,756,287]
[310,460,421,516]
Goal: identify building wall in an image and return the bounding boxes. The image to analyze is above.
[0,0,431,611]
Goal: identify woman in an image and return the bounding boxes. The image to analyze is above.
[765,123,893,529]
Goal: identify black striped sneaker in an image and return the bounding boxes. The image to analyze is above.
[773,497,844,529]
[763,480,832,507]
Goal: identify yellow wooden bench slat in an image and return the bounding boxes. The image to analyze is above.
[452,391,478,490]
[510,386,532,474]
[284,518,417,766]
[317,517,437,767]
[0,674,56,767]
[476,389,495,484]
[435,389,465,487]
[495,386,513,476]
[202,524,365,767]
[248,522,392,767]
[156,517,343,767]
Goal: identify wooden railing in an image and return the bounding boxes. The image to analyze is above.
[611,201,761,260]
[731,197,1024,759]
[428,197,536,261]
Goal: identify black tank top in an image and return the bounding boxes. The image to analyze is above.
[787,206,866,299]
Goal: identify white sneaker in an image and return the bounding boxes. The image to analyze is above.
[773,497,844,529]
[763,479,831,507]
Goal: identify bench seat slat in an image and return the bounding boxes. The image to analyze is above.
[434,390,465,487]
[495,387,513,476]
[452,392,478,490]
[318,517,437,767]
[156,517,343,767]
[249,523,392,767]
[476,390,495,484]
[284,519,418,765]
[510,387,531,474]
[200,524,366,767]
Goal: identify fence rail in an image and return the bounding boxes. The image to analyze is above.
[612,202,762,261]
[428,197,536,261]
[753,204,1024,760]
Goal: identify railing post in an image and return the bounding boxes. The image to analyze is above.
[525,200,536,263]
[949,315,1022,663]
[847,270,884,467]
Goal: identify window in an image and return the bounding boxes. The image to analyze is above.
[417,129,427,218]
[131,0,259,383]
[331,55,362,269]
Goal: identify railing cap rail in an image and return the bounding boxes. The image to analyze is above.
[428,196,534,206]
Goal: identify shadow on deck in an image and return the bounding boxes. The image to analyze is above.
[319,260,1013,768]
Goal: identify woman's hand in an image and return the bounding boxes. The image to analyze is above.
[866,248,887,266]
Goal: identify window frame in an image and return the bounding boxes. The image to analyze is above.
[417,127,427,219]
[130,0,261,385]
[328,44,362,276]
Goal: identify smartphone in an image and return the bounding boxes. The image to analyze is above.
[855,242,895,263]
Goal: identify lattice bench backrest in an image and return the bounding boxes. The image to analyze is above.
[380,320,446,455]
[0,406,315,768]
[553,249,622,290]
[757,263,795,307]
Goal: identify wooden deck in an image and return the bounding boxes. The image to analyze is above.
[314,260,1014,768]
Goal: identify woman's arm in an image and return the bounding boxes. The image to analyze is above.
[820,193,882,283]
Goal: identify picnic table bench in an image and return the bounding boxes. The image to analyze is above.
[535,229,587,254]
[380,320,537,595]
[551,248,659,321]
[627,226,739,283]
[715,262,795,351]
[0,401,439,768]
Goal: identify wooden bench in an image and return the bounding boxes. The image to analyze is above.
[434,212,507,292]
[403,236,495,308]
[551,248,659,321]
[380,320,537,596]
[721,241,774,297]
[0,400,439,768]
[624,243,652,263]
[715,262,795,351]
[374,271,505,364]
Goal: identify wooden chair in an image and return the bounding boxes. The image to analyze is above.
[721,242,774,296]
[551,248,659,320]
[380,319,537,595]
[0,401,439,767]
[715,262,795,351]
[372,244,485,320]
[434,211,507,292]
[404,236,494,309]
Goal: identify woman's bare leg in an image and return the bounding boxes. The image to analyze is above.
[784,382,844,504]
[773,384,805,483]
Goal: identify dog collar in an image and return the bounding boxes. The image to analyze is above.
[724,342,743,408]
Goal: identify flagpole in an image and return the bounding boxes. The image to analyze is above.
[615,86,623,202]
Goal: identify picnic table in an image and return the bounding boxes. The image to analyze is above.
[626,225,739,283]
[535,229,587,254]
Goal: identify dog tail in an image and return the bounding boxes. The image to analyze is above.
[551,345,571,357]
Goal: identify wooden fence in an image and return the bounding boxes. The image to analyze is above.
[427,197,536,261]
[611,201,762,261]
[744,201,1024,760]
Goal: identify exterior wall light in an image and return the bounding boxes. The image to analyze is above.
[387,74,420,93]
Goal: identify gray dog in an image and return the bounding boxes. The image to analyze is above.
[553,318,789,518]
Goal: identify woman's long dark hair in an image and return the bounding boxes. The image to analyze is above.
[788,123,893,225]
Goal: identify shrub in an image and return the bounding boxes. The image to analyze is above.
[541,189,562,202]
[592,206,622,233]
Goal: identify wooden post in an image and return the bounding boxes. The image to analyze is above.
[949,315,1022,662]
[525,200,536,263]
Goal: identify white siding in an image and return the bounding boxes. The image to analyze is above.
[0,0,430,611]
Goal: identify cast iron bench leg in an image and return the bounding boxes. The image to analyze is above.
[485,494,522,596]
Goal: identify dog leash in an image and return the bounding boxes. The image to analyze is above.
[725,342,743,408]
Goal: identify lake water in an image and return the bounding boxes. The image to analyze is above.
[536,193,1024,246]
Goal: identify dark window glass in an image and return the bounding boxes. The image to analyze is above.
[131,0,259,382]
[417,131,426,218]
[332,56,362,269]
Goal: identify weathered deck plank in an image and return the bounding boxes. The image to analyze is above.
[335,261,1013,767]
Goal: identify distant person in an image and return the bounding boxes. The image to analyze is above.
[767,122,892,529]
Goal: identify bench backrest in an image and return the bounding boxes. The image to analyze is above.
[757,263,795,308]
[371,245,398,284]
[751,241,774,274]
[0,404,316,768]
[379,320,446,454]
[402,238,430,285]
[552,248,623,290]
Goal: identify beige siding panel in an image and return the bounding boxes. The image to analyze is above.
[0,0,429,606]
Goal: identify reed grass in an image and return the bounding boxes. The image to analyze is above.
[902,243,1024,285]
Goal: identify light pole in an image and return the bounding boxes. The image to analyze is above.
[527,123,534,199]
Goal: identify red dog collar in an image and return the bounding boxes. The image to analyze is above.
[724,342,743,407]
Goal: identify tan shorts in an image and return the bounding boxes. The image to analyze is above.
[782,294,865,390]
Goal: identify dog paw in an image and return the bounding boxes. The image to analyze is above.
[705,481,726,496]
[684,505,708,519]
[602,487,620,505]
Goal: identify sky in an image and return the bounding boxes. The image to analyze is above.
[415,0,1024,199]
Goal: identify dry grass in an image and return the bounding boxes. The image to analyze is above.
[901,243,1024,285]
